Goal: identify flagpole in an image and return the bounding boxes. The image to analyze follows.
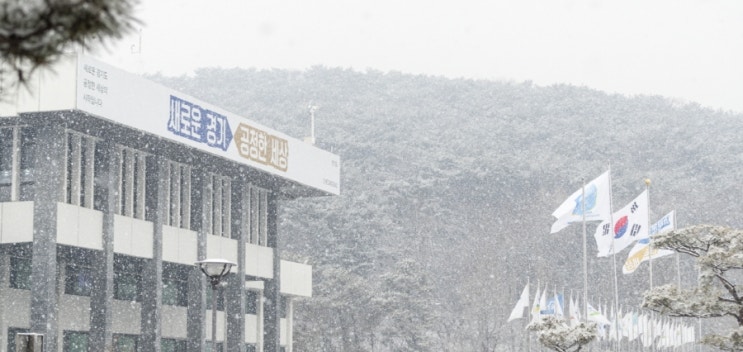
[645,178,655,352]
[607,167,620,352]
[674,209,685,352]
[674,211,681,288]
[581,177,589,325]
[527,277,532,352]
[646,179,653,292]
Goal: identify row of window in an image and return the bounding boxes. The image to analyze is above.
[7,328,263,352]
[8,256,261,312]
[8,256,147,302]
[0,126,35,202]
[1,127,270,245]
[7,329,148,352]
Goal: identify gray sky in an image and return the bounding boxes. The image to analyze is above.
[98,0,743,113]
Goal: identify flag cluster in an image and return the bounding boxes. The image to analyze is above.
[550,170,676,272]
[523,171,692,350]
[507,281,697,348]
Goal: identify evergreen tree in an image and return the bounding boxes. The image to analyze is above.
[643,225,743,351]
[0,0,138,86]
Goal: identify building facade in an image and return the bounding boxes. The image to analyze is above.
[0,55,340,352]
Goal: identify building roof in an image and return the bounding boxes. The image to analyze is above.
[0,54,340,198]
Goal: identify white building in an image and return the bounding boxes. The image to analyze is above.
[0,55,340,352]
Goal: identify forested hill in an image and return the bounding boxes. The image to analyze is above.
[152,67,743,351]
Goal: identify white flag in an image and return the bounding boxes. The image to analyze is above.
[538,288,548,316]
[530,282,542,322]
[622,210,676,274]
[587,302,611,325]
[553,291,564,318]
[569,295,581,327]
[550,171,612,233]
[507,283,530,322]
[594,190,649,257]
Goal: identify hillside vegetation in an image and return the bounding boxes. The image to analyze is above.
[153,67,742,351]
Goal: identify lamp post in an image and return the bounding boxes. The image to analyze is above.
[195,259,236,352]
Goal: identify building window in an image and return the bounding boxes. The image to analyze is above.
[113,334,138,352]
[245,344,256,352]
[164,162,191,229]
[63,331,89,352]
[248,186,268,245]
[64,132,96,208]
[245,290,258,315]
[115,271,141,301]
[0,128,12,201]
[208,174,231,238]
[117,147,147,219]
[206,287,225,311]
[114,256,142,301]
[161,338,187,352]
[162,264,188,307]
[7,327,30,352]
[9,256,31,290]
[206,341,223,352]
[65,264,93,296]
[0,126,36,202]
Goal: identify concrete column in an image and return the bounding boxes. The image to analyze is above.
[256,293,263,352]
[55,259,65,352]
[187,169,210,352]
[226,181,247,352]
[30,121,65,352]
[263,192,281,352]
[0,254,8,350]
[285,298,293,352]
[89,139,118,352]
[140,156,167,352]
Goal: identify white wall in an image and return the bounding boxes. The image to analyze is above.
[57,203,103,250]
[0,202,33,243]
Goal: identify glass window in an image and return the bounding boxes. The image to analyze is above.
[7,327,30,352]
[65,264,93,296]
[63,331,89,352]
[162,279,185,306]
[208,175,231,237]
[113,334,137,352]
[114,256,142,301]
[245,344,256,352]
[0,127,36,202]
[65,132,96,208]
[245,290,257,314]
[162,263,188,306]
[0,128,14,202]
[166,162,191,229]
[206,341,223,352]
[18,127,36,201]
[114,272,140,301]
[9,256,31,290]
[18,127,36,174]
[205,288,225,311]
[161,338,187,352]
[117,147,147,219]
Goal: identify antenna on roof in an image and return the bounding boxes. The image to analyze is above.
[304,103,318,145]
[130,29,142,54]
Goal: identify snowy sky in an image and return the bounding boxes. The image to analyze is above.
[96,0,743,113]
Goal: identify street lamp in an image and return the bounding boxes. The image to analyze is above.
[196,258,236,352]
